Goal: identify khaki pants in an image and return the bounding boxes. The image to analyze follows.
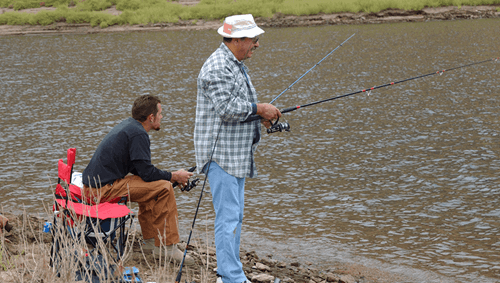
[84,175,179,246]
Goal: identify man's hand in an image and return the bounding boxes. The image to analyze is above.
[261,120,272,129]
[256,103,281,121]
[171,169,194,188]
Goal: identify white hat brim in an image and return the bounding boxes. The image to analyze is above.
[217,25,265,38]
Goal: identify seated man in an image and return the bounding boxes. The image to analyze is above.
[82,94,194,265]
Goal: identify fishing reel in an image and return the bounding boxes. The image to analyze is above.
[181,178,199,192]
[267,118,290,134]
[173,166,199,192]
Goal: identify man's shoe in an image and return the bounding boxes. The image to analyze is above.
[216,276,250,283]
[153,244,195,266]
[141,238,156,251]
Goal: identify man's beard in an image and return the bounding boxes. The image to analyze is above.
[243,47,256,60]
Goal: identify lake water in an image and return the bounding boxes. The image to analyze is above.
[1,18,499,282]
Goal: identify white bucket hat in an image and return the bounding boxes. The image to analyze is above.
[217,14,265,38]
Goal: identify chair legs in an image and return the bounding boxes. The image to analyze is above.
[51,148,134,281]
[84,214,133,260]
[49,213,61,272]
[50,206,134,281]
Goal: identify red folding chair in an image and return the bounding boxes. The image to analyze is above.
[50,148,134,280]
[55,148,84,203]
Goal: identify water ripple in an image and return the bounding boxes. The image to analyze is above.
[1,19,499,282]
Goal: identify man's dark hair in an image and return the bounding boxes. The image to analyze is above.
[223,37,233,43]
[132,95,161,122]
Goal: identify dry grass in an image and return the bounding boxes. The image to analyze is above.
[0,203,214,283]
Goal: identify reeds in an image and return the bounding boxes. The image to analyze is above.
[0,202,211,283]
[1,208,72,283]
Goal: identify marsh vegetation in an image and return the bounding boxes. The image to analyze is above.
[1,0,499,28]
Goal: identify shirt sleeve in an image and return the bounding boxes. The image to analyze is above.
[129,133,172,182]
[251,103,257,115]
[132,160,172,182]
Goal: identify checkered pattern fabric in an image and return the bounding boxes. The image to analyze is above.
[194,43,261,178]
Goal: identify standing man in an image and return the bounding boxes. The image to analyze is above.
[194,14,281,283]
[82,94,194,265]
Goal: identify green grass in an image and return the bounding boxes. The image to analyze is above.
[0,0,499,27]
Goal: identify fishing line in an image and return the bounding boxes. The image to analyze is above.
[177,35,356,280]
[175,123,222,283]
[176,111,225,283]
[244,57,499,127]
[175,75,250,283]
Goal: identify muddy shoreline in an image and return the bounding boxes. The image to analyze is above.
[0,211,412,283]
[0,4,499,36]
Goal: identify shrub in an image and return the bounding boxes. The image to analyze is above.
[88,10,115,26]
[44,0,72,6]
[30,9,64,24]
[64,9,93,23]
[0,11,32,24]
[76,0,113,11]
[115,0,143,11]
[0,0,73,8]
[13,0,44,10]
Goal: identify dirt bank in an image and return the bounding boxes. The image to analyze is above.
[0,3,499,36]
[0,212,412,283]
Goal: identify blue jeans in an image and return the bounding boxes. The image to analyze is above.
[205,161,247,283]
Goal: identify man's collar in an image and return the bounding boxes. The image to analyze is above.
[220,42,243,65]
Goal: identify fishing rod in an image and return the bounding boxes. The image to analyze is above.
[175,79,243,283]
[175,137,219,283]
[176,36,356,281]
[269,33,355,104]
[245,57,499,133]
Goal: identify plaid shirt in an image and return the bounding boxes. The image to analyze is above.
[194,43,261,178]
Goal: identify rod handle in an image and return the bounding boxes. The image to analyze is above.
[242,114,261,123]
[281,106,300,113]
[172,166,196,188]
[242,106,300,123]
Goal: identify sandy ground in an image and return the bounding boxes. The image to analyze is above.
[0,2,499,36]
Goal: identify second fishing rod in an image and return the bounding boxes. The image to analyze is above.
[245,57,499,132]
[175,34,356,282]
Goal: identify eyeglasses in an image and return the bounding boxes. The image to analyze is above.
[251,37,259,44]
